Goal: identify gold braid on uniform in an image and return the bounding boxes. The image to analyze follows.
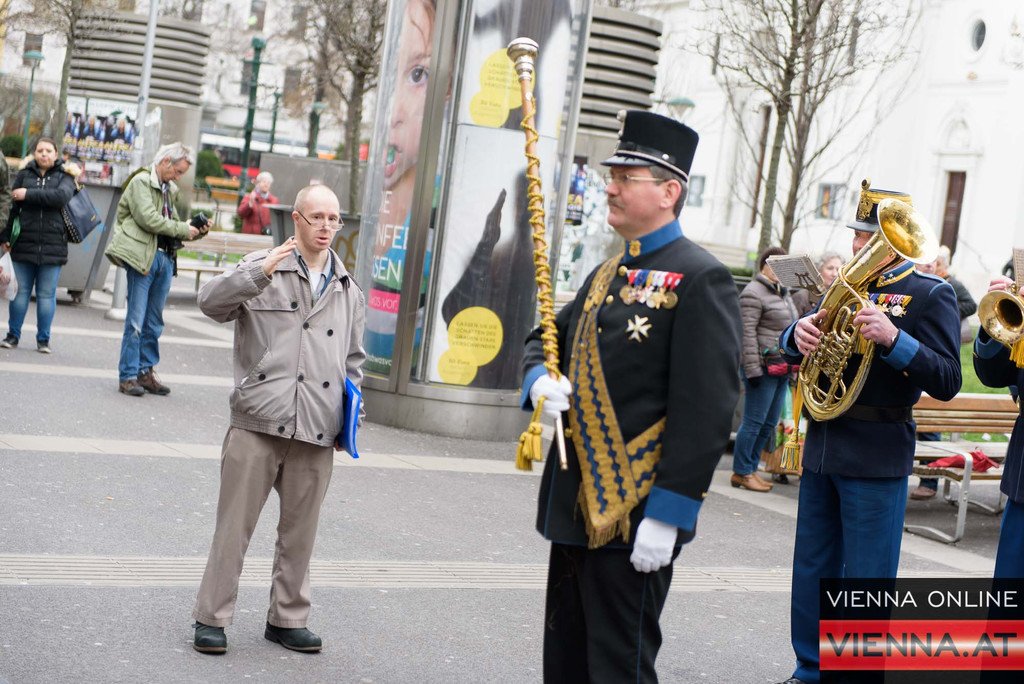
[515,104,560,470]
[567,254,666,548]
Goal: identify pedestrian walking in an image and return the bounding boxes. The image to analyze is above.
[191,184,366,655]
[0,137,78,353]
[521,111,741,682]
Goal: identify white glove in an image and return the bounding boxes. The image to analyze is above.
[630,518,678,573]
[528,373,572,421]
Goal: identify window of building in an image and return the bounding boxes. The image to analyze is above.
[22,33,43,65]
[284,67,302,94]
[711,34,721,75]
[240,60,253,96]
[971,20,986,51]
[848,17,860,66]
[249,0,267,31]
[816,183,846,219]
[182,0,204,22]
[687,175,706,207]
[290,4,308,38]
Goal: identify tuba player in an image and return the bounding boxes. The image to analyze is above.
[774,181,962,684]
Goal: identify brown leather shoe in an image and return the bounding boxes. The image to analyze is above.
[731,473,773,492]
[138,368,170,395]
[118,379,145,397]
[909,485,937,500]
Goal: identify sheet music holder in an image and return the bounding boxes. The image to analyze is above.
[765,254,826,295]
[336,377,362,459]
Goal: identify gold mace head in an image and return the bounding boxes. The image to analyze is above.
[507,37,539,81]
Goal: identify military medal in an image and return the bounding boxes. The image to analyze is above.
[621,268,685,309]
[626,314,651,342]
[662,291,678,309]
[619,285,636,305]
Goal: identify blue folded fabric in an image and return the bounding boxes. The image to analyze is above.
[336,377,362,459]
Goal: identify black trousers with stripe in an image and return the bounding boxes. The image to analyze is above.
[544,543,675,683]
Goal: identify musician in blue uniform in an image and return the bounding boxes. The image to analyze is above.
[521,111,741,683]
[774,182,962,684]
[973,274,1024,578]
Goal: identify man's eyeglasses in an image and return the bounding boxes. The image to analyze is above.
[296,209,344,231]
[602,172,668,187]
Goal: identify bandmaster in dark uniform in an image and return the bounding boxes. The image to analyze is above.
[521,110,741,682]
[775,182,962,684]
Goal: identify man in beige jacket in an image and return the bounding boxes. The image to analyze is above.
[191,184,366,654]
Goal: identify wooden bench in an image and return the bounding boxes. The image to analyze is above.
[903,392,1018,543]
[198,177,242,227]
[178,230,273,292]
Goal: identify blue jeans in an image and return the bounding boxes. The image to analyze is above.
[732,374,789,475]
[118,251,173,381]
[995,499,1024,578]
[789,470,907,683]
[7,261,62,343]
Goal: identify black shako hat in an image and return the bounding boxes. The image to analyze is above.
[846,178,913,233]
[601,110,699,182]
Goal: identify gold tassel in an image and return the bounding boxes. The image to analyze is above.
[780,382,804,471]
[1011,339,1024,368]
[515,397,546,471]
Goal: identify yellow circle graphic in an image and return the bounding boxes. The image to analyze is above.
[437,349,478,385]
[448,306,503,365]
[468,49,521,128]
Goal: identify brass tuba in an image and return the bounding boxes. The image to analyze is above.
[799,198,938,421]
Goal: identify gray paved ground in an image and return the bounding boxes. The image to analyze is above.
[0,274,1002,682]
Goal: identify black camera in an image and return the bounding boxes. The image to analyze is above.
[190,212,210,229]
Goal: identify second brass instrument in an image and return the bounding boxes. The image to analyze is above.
[799,198,938,421]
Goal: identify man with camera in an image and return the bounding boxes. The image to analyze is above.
[190,184,365,654]
[105,142,209,397]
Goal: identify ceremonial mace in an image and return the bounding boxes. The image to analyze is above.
[508,37,568,471]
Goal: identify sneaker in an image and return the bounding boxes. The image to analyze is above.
[138,368,170,395]
[37,341,51,354]
[118,379,146,397]
[0,334,17,349]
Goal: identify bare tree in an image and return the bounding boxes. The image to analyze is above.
[9,0,120,143]
[700,0,918,251]
[305,0,387,211]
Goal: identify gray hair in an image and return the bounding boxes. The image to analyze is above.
[647,165,689,214]
[936,245,951,269]
[255,171,274,185]
[153,142,195,167]
[815,251,843,270]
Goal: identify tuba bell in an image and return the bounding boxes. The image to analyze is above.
[799,198,939,421]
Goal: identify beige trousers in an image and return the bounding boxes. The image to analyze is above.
[192,427,334,628]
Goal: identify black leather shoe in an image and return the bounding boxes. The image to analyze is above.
[264,622,322,652]
[193,622,227,654]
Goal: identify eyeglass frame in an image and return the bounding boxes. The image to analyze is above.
[295,208,344,231]
[601,172,669,187]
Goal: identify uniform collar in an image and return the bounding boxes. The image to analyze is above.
[621,220,682,263]
[874,260,913,288]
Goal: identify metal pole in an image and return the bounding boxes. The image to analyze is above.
[238,36,266,202]
[269,90,280,153]
[21,64,37,157]
[107,0,157,321]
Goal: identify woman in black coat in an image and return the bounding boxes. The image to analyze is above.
[0,137,77,353]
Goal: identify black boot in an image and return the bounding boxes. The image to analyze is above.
[193,622,227,654]
[264,622,322,652]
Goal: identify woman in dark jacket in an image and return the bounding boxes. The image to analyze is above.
[0,137,77,353]
[731,246,799,491]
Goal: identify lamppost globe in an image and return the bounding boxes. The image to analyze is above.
[21,50,44,158]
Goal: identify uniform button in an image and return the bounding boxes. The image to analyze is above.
[317,433,324,441]
[291,301,298,309]
[327,329,334,336]
[277,426,285,434]
[258,373,266,381]
[597,327,602,333]
[605,295,614,304]
[303,322,310,330]
[322,381,330,388]
[298,374,305,382]
[618,266,627,276]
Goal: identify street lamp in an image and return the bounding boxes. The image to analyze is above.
[21,50,44,157]
[308,101,327,158]
[654,95,696,122]
[238,35,266,202]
